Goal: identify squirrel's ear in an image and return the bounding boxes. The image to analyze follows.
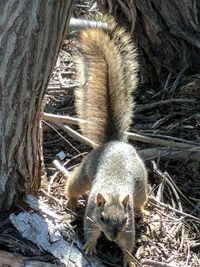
[96,193,106,207]
[121,194,129,207]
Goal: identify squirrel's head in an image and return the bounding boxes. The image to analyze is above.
[94,192,130,242]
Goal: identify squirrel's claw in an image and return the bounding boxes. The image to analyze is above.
[84,240,97,255]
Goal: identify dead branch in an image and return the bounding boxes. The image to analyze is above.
[54,122,97,148]
[139,148,200,162]
[136,99,198,113]
[53,159,70,179]
[43,112,85,126]
[68,17,107,32]
[141,258,175,267]
[10,195,105,267]
[127,132,197,149]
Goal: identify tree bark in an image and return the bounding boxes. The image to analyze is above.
[97,0,200,88]
[0,0,74,219]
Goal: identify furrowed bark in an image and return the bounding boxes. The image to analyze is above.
[0,0,74,218]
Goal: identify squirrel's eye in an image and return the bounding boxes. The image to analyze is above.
[123,217,127,224]
[100,215,105,222]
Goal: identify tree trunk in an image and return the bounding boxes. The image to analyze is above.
[97,0,200,88]
[0,0,74,219]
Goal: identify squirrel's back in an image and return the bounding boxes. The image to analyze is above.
[76,17,138,145]
[87,141,147,192]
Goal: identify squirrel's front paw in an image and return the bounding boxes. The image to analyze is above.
[122,250,136,267]
[84,240,97,255]
[123,257,136,267]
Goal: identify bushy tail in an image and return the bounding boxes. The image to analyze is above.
[75,16,138,146]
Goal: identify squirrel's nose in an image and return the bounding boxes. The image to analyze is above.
[110,227,120,241]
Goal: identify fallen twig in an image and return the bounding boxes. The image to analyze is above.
[136,99,198,113]
[40,188,63,206]
[54,122,97,148]
[141,258,175,267]
[43,112,85,126]
[149,196,200,223]
[128,132,197,149]
[53,159,70,179]
[139,148,200,162]
[43,121,81,154]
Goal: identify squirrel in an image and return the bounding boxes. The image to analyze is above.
[65,16,148,267]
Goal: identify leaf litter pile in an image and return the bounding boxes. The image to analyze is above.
[41,22,200,267]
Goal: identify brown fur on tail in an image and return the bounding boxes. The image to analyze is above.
[75,17,138,145]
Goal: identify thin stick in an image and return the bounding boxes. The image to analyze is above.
[149,196,200,223]
[139,148,200,162]
[54,122,97,148]
[141,259,175,267]
[68,17,108,32]
[128,132,196,149]
[43,120,81,155]
[151,161,186,248]
[53,159,70,179]
[40,188,62,206]
[43,112,85,125]
[151,161,183,212]
[136,99,197,113]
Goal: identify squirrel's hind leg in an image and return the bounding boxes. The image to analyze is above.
[134,181,148,216]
